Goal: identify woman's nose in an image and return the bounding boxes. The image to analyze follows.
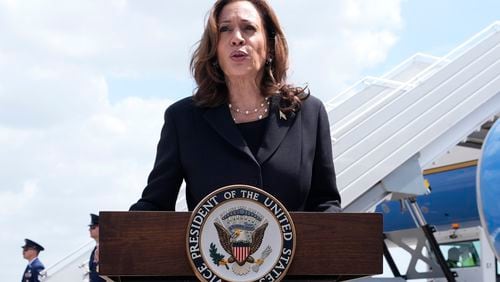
[230,30,245,46]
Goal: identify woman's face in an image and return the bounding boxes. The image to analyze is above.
[216,1,268,83]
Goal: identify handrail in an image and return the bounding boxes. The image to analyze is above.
[380,53,441,80]
[42,241,94,277]
[331,22,500,144]
[325,52,443,111]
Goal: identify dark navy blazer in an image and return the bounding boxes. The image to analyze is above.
[22,257,44,282]
[89,246,105,282]
[130,95,341,212]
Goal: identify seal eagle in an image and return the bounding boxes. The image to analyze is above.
[214,221,268,266]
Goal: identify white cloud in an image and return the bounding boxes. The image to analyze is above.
[348,30,398,65]
[0,179,39,216]
[273,0,402,98]
[0,93,170,280]
[0,1,402,280]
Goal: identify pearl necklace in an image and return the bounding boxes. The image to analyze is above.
[228,97,270,121]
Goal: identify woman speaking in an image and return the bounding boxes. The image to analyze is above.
[130,0,341,213]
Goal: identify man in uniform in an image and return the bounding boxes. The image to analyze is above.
[89,213,105,282]
[21,238,45,282]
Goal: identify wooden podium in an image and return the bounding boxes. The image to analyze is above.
[99,212,382,281]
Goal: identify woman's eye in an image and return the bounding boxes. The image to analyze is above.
[219,26,230,32]
[245,25,256,31]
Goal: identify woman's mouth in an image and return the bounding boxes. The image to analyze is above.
[230,50,248,61]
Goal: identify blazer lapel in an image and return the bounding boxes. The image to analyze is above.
[203,104,256,161]
[256,95,296,164]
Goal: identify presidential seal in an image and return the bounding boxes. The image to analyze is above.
[186,184,296,282]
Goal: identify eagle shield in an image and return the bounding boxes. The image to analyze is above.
[213,207,269,267]
[232,242,251,264]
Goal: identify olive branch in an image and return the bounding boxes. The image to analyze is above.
[209,243,229,270]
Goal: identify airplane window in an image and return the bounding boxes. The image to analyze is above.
[439,240,481,268]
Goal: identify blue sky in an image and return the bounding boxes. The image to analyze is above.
[377,0,500,71]
[0,1,499,281]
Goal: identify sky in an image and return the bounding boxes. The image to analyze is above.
[1,0,499,281]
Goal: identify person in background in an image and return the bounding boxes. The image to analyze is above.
[21,239,45,282]
[130,0,341,213]
[446,247,460,268]
[88,213,105,282]
[459,245,479,267]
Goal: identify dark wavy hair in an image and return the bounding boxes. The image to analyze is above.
[190,0,308,113]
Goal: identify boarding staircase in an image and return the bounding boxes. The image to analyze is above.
[42,241,94,281]
[327,21,500,212]
[42,21,500,281]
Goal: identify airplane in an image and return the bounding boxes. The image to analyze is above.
[375,138,500,281]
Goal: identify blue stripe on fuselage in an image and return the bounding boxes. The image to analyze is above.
[376,165,478,232]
